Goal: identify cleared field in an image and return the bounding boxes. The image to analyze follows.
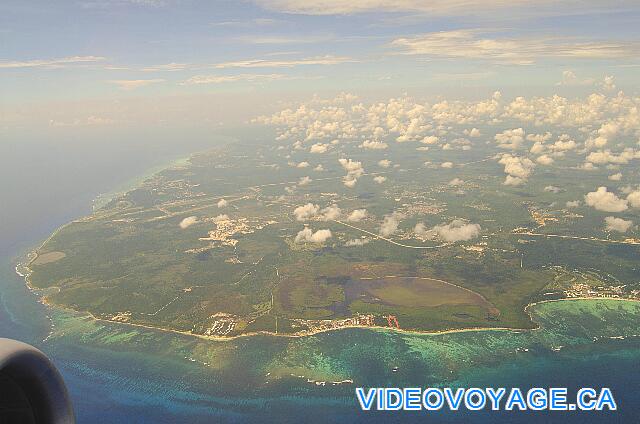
[349,276,493,309]
[31,251,66,265]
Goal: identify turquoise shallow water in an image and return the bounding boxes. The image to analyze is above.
[1,137,639,423]
[3,252,640,422]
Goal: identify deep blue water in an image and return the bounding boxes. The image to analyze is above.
[1,132,639,423]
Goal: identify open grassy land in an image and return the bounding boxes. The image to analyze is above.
[27,137,640,337]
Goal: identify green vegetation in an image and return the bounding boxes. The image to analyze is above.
[27,139,640,337]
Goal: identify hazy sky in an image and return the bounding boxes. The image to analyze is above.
[2,0,640,134]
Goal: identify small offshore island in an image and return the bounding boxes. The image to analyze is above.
[23,131,640,340]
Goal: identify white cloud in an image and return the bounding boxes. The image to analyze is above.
[343,178,358,188]
[181,73,287,85]
[108,79,165,90]
[339,158,364,176]
[360,139,388,150]
[378,159,392,168]
[310,143,329,153]
[179,216,199,229]
[499,154,535,185]
[414,222,429,237]
[390,30,636,65]
[600,75,616,91]
[298,176,312,186]
[495,128,525,150]
[536,154,554,165]
[566,200,581,208]
[217,199,228,208]
[526,132,552,143]
[605,216,632,233]
[586,149,640,165]
[627,190,640,208]
[448,178,464,186]
[293,203,320,221]
[504,175,525,186]
[379,213,402,236]
[552,134,577,151]
[297,161,310,168]
[608,173,622,181]
[347,209,368,222]
[421,135,439,145]
[0,55,105,69]
[373,175,387,184]
[556,70,596,87]
[584,187,628,212]
[345,238,370,246]
[320,204,341,220]
[339,158,364,187]
[254,0,545,15]
[214,55,354,69]
[213,214,230,222]
[465,128,481,137]
[544,185,562,193]
[432,219,481,242]
[441,161,453,168]
[295,228,332,243]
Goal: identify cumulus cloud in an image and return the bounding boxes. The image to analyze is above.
[257,90,640,152]
[536,154,554,165]
[465,128,481,137]
[320,204,341,220]
[499,154,535,186]
[293,203,320,221]
[217,199,228,208]
[566,200,581,208]
[584,187,628,212]
[627,190,640,208]
[605,216,632,233]
[608,172,622,181]
[213,214,230,222]
[179,216,199,229]
[421,135,439,145]
[544,185,562,193]
[552,134,577,151]
[586,149,640,165]
[373,175,387,184]
[347,209,368,222]
[295,228,332,243]
[298,176,312,186]
[432,219,481,242]
[441,161,453,168]
[378,159,392,168]
[495,128,525,149]
[297,161,310,168]
[339,158,364,176]
[526,132,552,143]
[339,158,364,188]
[310,143,329,153]
[345,238,370,247]
[360,139,388,150]
[449,178,464,186]
[600,75,616,91]
[379,213,403,237]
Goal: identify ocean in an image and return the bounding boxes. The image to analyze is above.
[1,133,639,423]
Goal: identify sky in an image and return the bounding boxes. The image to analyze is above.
[1,0,640,136]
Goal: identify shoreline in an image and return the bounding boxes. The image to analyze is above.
[14,254,640,342]
[14,143,640,343]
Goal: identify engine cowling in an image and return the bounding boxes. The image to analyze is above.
[0,338,74,423]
